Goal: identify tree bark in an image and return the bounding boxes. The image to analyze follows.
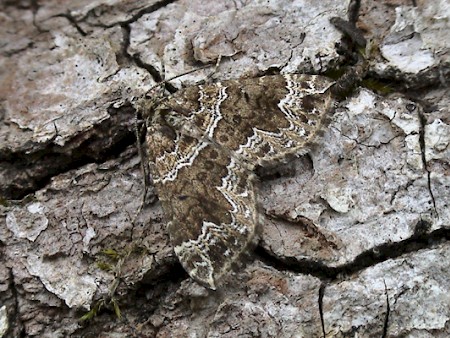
[0,0,449,337]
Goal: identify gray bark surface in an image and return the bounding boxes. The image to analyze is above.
[0,0,449,337]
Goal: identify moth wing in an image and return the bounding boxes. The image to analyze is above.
[146,122,257,289]
[177,74,335,168]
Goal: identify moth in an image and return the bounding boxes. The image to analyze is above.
[144,74,343,289]
[142,18,366,290]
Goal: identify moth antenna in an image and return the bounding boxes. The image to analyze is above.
[145,64,212,96]
[131,108,152,225]
[204,54,223,82]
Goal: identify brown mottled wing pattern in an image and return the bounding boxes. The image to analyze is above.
[166,74,335,167]
[145,74,335,289]
[146,118,257,289]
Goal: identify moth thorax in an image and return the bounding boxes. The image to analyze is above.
[164,111,183,127]
[164,111,201,138]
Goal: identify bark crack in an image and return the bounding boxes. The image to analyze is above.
[255,227,450,282]
[381,280,390,338]
[336,127,403,149]
[318,283,327,338]
[8,268,24,337]
[416,104,438,215]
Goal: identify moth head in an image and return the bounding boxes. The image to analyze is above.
[131,92,164,126]
[162,108,186,129]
